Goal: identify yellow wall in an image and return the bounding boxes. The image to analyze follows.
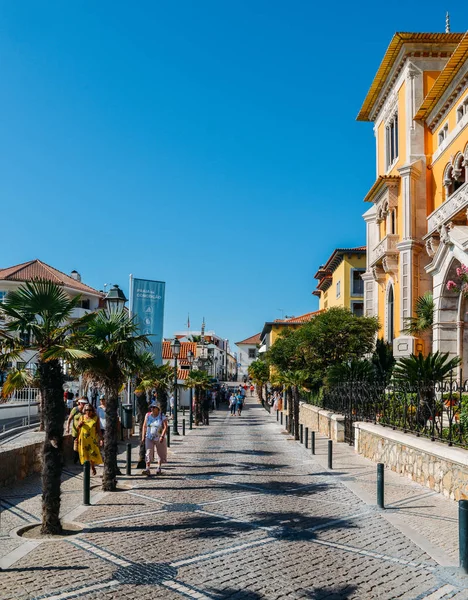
[317,253,366,311]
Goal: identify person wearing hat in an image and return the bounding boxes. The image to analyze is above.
[66,397,87,464]
[141,402,168,476]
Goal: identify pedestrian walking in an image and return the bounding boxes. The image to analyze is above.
[66,397,87,464]
[77,404,103,476]
[97,395,106,440]
[169,394,175,417]
[229,393,237,416]
[141,403,168,476]
[250,384,255,397]
[236,392,244,416]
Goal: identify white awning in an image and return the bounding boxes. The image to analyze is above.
[258,344,267,353]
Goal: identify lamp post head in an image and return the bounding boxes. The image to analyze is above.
[105,284,127,313]
[171,337,181,358]
[187,350,194,365]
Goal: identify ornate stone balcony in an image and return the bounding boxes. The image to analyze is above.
[427,182,468,234]
[369,234,399,267]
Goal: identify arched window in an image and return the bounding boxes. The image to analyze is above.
[387,285,395,344]
[444,155,466,199]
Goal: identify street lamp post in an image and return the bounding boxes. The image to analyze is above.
[171,338,181,435]
[105,284,127,313]
[187,350,194,427]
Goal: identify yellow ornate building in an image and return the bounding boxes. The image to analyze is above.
[313,247,366,314]
[359,30,468,366]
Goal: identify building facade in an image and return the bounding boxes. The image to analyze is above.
[359,31,468,367]
[313,247,366,315]
[0,259,104,383]
[236,333,261,380]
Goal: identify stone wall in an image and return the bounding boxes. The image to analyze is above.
[0,433,74,488]
[295,403,345,442]
[355,422,468,501]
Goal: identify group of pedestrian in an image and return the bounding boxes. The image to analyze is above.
[66,395,107,475]
[229,385,246,416]
[66,395,106,475]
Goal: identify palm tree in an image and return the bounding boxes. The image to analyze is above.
[77,310,149,491]
[0,280,92,534]
[402,292,434,337]
[185,370,211,425]
[248,359,269,401]
[393,351,460,425]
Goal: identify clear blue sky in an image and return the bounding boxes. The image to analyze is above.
[0,2,465,349]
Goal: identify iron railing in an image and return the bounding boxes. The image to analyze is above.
[314,379,468,448]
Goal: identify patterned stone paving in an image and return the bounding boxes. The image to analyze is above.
[0,400,467,599]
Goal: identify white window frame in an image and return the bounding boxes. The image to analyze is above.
[438,122,449,147]
[336,280,341,299]
[385,111,399,171]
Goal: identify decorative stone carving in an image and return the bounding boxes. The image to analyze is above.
[427,182,468,233]
[371,265,386,284]
[425,235,440,258]
[382,256,399,280]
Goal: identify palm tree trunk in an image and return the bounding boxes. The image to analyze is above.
[294,386,300,440]
[38,359,65,535]
[159,389,168,415]
[194,390,202,426]
[287,387,293,434]
[102,385,119,491]
[136,394,148,468]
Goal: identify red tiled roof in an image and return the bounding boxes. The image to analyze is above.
[162,341,197,364]
[0,259,102,296]
[178,368,190,380]
[236,333,261,345]
[283,310,322,324]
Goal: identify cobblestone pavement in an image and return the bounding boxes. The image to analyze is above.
[1,400,468,599]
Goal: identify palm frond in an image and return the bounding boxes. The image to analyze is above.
[1,369,33,397]
[402,292,434,335]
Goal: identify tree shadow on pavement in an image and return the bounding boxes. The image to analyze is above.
[304,584,358,599]
[205,584,359,599]
[88,512,255,539]
[251,510,358,542]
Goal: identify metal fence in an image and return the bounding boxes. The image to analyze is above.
[1,387,40,404]
[316,379,468,448]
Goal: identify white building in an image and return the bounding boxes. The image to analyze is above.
[0,259,104,386]
[236,333,261,380]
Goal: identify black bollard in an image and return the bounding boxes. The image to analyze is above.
[126,443,132,476]
[183,419,186,436]
[328,440,333,469]
[276,410,279,422]
[311,431,315,455]
[285,416,288,431]
[190,416,193,430]
[300,424,303,444]
[280,412,283,425]
[377,463,384,509]
[83,461,91,506]
[460,500,468,573]
[305,427,309,449]
[167,427,171,448]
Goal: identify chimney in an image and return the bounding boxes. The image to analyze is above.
[70,270,81,282]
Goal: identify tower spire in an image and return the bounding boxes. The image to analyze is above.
[445,11,451,33]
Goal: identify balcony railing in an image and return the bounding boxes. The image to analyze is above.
[427,182,468,234]
[369,234,399,267]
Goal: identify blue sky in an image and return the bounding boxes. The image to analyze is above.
[0,2,465,350]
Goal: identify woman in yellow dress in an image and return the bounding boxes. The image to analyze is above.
[77,403,103,476]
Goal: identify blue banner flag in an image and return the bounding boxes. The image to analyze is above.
[130,277,165,364]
